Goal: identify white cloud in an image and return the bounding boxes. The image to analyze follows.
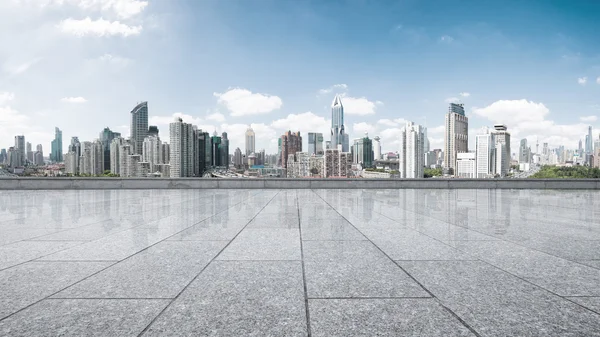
[220,123,277,153]
[445,97,460,103]
[207,112,226,123]
[377,119,398,127]
[352,122,376,136]
[214,88,282,117]
[58,17,142,37]
[340,94,380,115]
[578,77,587,85]
[60,96,87,103]
[473,99,591,149]
[580,116,597,122]
[440,35,454,43]
[459,92,470,97]
[73,0,148,19]
[149,112,205,129]
[2,58,42,75]
[318,84,348,95]
[0,92,15,105]
[98,53,132,66]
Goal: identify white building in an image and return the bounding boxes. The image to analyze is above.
[90,140,104,176]
[119,144,132,177]
[456,152,476,178]
[287,152,310,178]
[491,124,511,177]
[65,151,78,175]
[110,138,126,175]
[476,130,494,178]
[399,121,424,178]
[169,117,194,178]
[142,135,162,172]
[245,127,255,157]
[444,103,469,173]
[373,136,381,160]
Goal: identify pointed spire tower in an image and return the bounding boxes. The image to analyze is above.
[331,95,345,150]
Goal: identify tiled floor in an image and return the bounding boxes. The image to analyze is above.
[1,189,600,336]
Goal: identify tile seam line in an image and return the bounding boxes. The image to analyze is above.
[136,190,282,337]
[311,189,483,337]
[297,190,313,337]
[0,190,266,323]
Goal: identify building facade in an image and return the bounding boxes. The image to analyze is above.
[352,134,374,169]
[399,121,425,178]
[130,101,148,155]
[456,152,476,178]
[308,132,324,156]
[169,117,193,178]
[280,131,302,170]
[51,127,63,163]
[491,124,511,177]
[245,127,255,157]
[444,103,468,173]
[99,127,121,172]
[476,131,494,178]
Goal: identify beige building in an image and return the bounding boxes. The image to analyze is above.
[444,103,469,174]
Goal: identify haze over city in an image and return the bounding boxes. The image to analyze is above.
[1,0,600,155]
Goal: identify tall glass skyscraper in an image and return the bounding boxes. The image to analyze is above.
[130,102,148,155]
[99,127,121,171]
[51,127,63,163]
[331,95,345,150]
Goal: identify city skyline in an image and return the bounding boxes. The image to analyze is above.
[1,0,600,155]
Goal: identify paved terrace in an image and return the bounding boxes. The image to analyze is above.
[1,189,600,336]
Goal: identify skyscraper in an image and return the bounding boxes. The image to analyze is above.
[26,142,33,163]
[373,136,381,161]
[519,138,529,164]
[99,127,121,172]
[476,130,494,178]
[444,103,468,173]
[280,131,302,170]
[211,133,222,167]
[90,140,104,176]
[110,137,126,175]
[169,117,193,178]
[221,132,230,168]
[14,135,25,167]
[399,121,425,178]
[245,127,255,157]
[352,134,374,168]
[130,101,148,155]
[491,124,511,177]
[587,126,593,155]
[234,148,243,168]
[308,132,324,156]
[50,127,63,163]
[331,95,346,150]
[142,135,162,173]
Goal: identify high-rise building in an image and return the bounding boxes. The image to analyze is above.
[79,141,92,175]
[34,144,43,166]
[331,95,346,150]
[324,147,351,178]
[169,117,193,178]
[221,132,229,168]
[234,148,243,168]
[423,127,430,153]
[491,124,511,177]
[444,103,468,173]
[245,127,255,157]
[587,126,593,155]
[99,127,121,172]
[308,132,324,156]
[142,135,162,173]
[352,134,374,168]
[50,127,63,163]
[519,138,530,164]
[26,142,33,163]
[280,131,302,170]
[110,137,126,175]
[195,130,207,176]
[399,121,425,178]
[373,136,381,161]
[118,143,132,177]
[211,133,222,167]
[130,101,148,155]
[287,152,310,178]
[0,149,6,164]
[476,130,495,178]
[456,152,476,178]
[14,135,25,167]
[90,140,104,176]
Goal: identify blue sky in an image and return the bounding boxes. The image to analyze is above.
[1,0,600,155]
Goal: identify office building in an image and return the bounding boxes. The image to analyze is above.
[195,130,208,176]
[169,117,194,178]
[373,136,381,160]
[130,101,148,155]
[14,135,25,167]
[99,127,121,172]
[143,135,162,173]
[90,140,104,175]
[330,95,347,150]
[444,103,468,174]
[324,147,351,178]
[476,130,494,178]
[234,148,243,168]
[148,125,159,138]
[456,152,476,178]
[118,143,132,177]
[211,133,222,167]
[221,132,230,168]
[352,134,374,169]
[492,124,511,177]
[399,121,425,178]
[50,127,63,163]
[280,131,302,170]
[587,126,593,155]
[0,149,6,164]
[308,132,324,156]
[245,127,255,157]
[26,142,33,163]
[110,138,126,175]
[519,138,530,164]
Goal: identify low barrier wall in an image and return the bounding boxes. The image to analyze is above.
[0,178,599,189]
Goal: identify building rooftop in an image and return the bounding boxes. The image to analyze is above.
[1,189,600,336]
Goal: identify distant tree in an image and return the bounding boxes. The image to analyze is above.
[310,168,319,176]
[424,168,442,178]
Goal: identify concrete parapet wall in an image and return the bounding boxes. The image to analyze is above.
[0,178,599,190]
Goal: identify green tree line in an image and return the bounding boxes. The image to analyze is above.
[531,165,600,179]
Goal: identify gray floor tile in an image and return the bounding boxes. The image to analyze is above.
[218,228,301,260]
[301,219,366,241]
[54,241,227,299]
[567,297,600,314]
[0,241,84,270]
[143,261,307,337]
[0,261,112,319]
[309,298,476,337]
[167,218,248,241]
[303,241,429,298]
[452,240,600,296]
[400,260,600,337]
[0,299,169,337]
[247,215,299,228]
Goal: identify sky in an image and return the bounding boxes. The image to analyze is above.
[1,0,600,156]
